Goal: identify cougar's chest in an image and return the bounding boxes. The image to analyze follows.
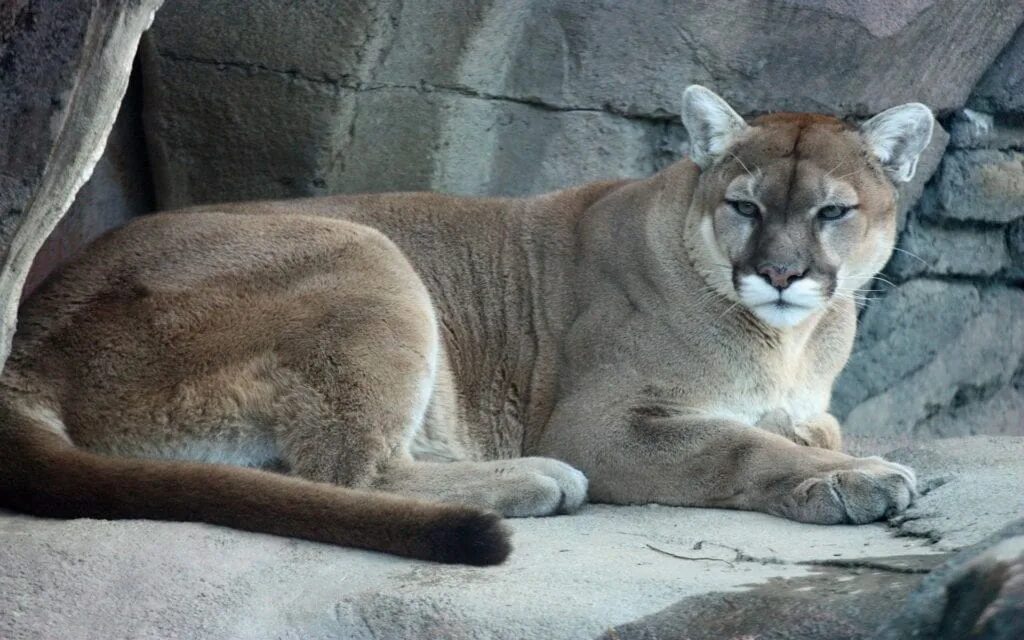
[690,326,833,427]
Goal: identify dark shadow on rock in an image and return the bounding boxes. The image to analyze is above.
[597,555,945,640]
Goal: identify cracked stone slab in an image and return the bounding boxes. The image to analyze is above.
[883,437,1024,552]
[5,436,1021,640]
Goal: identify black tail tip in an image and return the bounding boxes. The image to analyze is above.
[427,508,512,566]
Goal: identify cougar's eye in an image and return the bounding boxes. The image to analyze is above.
[727,200,760,219]
[818,204,852,221]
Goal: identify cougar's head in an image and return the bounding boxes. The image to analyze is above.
[680,86,933,328]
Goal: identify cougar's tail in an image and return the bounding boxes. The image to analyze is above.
[0,401,510,565]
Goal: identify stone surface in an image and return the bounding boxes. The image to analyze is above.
[925,150,1024,225]
[873,520,1024,640]
[968,23,1024,114]
[598,562,941,640]
[22,64,152,298]
[884,438,1024,552]
[142,0,1006,208]
[0,0,163,374]
[142,50,685,208]
[599,437,1024,640]
[886,215,1015,281]
[947,109,1024,150]
[833,281,1024,438]
[1,436,1019,640]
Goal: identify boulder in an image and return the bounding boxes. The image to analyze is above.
[947,109,1024,150]
[0,0,163,373]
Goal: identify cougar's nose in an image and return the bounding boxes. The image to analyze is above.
[758,264,806,290]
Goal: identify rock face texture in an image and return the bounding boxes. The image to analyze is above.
[21,64,153,299]
[141,0,1020,208]
[0,0,162,373]
[834,25,1024,438]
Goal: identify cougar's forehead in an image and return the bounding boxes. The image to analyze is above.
[722,116,891,213]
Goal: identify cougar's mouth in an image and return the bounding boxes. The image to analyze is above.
[734,274,825,328]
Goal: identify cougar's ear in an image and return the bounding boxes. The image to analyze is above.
[860,103,934,183]
[681,85,748,170]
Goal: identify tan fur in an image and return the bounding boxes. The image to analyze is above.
[0,88,931,562]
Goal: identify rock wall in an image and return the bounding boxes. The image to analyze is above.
[141,0,1020,208]
[834,28,1024,439]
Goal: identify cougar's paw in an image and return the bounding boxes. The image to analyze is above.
[782,457,917,524]
[795,414,843,450]
[494,457,589,517]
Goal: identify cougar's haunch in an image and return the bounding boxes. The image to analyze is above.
[0,87,933,561]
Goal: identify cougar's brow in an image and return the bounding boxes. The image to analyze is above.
[782,125,804,221]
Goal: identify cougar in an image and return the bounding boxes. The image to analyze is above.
[0,86,933,565]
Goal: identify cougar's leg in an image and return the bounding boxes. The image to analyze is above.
[372,456,589,517]
[539,394,915,525]
[269,249,442,488]
[270,245,587,517]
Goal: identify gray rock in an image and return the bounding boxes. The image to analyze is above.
[925,150,1024,224]
[1008,217,1024,270]
[873,519,1024,640]
[947,109,1024,150]
[151,0,1023,117]
[22,68,152,298]
[885,437,1024,551]
[833,281,1024,438]
[968,23,1024,114]
[143,49,686,208]
[0,0,163,373]
[886,214,1012,280]
[144,0,999,208]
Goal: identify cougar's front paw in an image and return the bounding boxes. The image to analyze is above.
[494,457,588,517]
[780,457,917,524]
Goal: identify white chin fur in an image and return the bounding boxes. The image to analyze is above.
[736,274,824,328]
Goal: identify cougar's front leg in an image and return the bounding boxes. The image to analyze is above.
[538,397,915,524]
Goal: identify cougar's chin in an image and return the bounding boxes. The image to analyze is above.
[735,274,825,328]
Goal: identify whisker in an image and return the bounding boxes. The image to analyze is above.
[891,246,931,267]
